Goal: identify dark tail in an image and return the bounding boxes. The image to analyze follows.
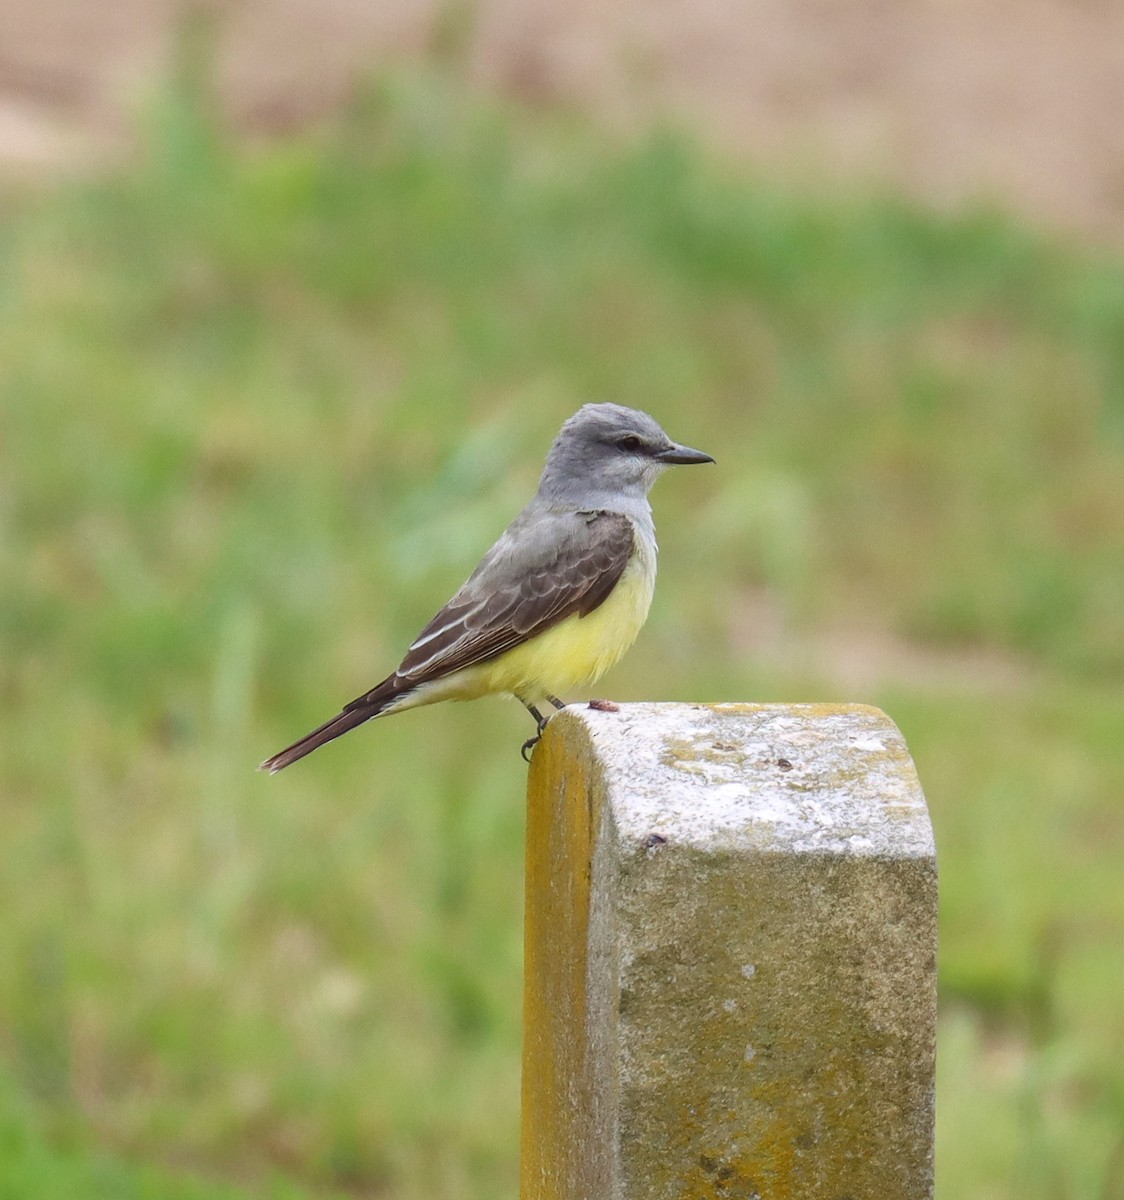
[258,679,408,773]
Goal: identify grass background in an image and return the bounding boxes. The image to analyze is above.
[2,46,1124,1199]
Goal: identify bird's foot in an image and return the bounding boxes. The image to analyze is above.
[520,708,555,762]
[519,697,571,761]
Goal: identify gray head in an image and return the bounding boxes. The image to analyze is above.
[536,403,713,509]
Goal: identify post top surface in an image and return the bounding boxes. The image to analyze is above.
[541,702,934,859]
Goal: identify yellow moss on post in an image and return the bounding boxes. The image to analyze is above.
[521,723,601,1200]
[521,703,937,1200]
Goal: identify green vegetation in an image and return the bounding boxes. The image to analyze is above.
[2,60,1123,1199]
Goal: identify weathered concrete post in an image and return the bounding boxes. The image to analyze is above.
[522,703,936,1200]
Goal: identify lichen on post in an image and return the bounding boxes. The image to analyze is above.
[521,702,936,1200]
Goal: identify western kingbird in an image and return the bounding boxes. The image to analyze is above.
[259,403,713,772]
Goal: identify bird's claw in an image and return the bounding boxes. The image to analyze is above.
[521,699,568,761]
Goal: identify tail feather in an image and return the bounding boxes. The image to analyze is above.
[259,679,407,773]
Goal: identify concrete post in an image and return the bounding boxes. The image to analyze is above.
[521,703,936,1200]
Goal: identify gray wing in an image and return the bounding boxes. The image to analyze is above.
[258,508,635,772]
[392,508,635,686]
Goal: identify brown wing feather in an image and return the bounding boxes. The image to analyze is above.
[392,509,634,686]
[259,509,634,772]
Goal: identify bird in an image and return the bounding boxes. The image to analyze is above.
[259,403,713,772]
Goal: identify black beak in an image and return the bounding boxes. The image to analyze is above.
[655,442,715,465]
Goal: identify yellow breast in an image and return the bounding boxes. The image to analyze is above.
[449,539,657,702]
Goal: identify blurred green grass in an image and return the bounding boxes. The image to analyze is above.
[2,56,1124,1199]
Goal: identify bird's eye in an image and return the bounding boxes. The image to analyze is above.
[616,435,643,453]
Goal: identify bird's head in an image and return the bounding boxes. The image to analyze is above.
[537,403,714,508]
